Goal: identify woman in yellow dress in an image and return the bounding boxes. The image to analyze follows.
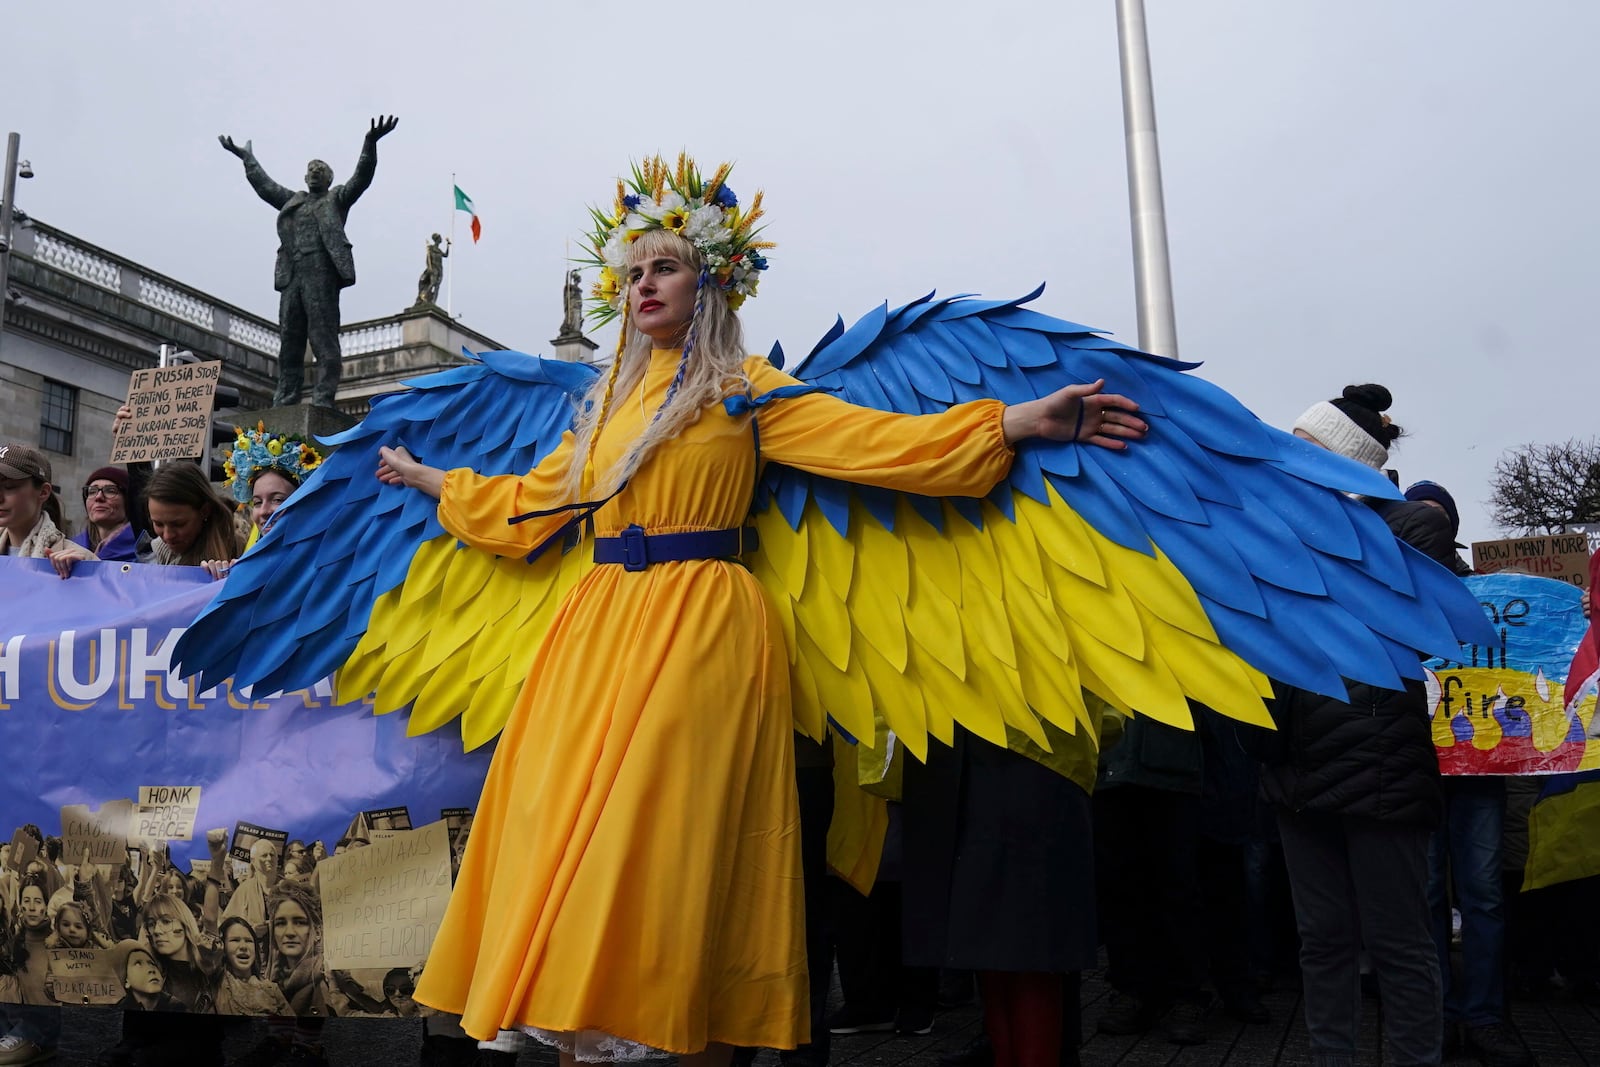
[377,156,1144,1064]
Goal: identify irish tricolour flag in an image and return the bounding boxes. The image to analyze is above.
[455,185,481,242]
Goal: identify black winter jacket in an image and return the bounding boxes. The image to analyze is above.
[1258,677,1442,826]
[1257,496,1457,827]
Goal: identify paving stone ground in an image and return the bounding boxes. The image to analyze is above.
[46,965,1599,1065]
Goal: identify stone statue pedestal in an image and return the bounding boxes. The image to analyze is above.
[245,403,358,443]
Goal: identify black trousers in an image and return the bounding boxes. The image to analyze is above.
[832,878,938,1020]
[1277,811,1440,1067]
[1093,785,1207,1007]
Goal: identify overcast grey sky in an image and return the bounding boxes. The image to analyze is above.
[11,1,1597,545]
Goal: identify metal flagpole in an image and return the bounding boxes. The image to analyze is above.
[1115,0,1179,358]
[448,172,457,319]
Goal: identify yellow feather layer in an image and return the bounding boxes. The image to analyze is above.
[336,535,593,750]
[752,482,1274,776]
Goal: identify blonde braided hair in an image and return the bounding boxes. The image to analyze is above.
[562,294,631,502]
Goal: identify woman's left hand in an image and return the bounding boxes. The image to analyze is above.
[47,541,96,579]
[1001,378,1147,449]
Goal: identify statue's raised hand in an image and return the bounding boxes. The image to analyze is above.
[367,115,400,141]
[218,135,253,160]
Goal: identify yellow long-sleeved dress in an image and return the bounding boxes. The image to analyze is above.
[414,350,1014,1051]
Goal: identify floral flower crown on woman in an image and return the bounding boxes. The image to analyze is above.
[223,422,323,507]
[579,153,774,325]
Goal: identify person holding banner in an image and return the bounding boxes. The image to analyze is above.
[200,425,323,580]
[70,466,138,563]
[138,463,241,568]
[223,422,323,551]
[0,444,94,578]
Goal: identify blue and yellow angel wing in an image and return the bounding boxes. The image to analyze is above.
[755,288,1496,760]
[173,352,597,748]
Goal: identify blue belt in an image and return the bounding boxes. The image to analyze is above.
[593,524,759,571]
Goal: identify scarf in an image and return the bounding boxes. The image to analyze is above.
[275,947,328,1015]
[0,513,68,560]
[215,970,292,1016]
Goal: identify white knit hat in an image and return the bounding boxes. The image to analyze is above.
[1292,401,1388,469]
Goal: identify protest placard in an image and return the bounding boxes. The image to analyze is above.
[229,821,288,864]
[61,800,132,867]
[441,807,473,881]
[47,947,123,1006]
[319,820,452,971]
[362,806,412,832]
[109,360,222,464]
[135,785,202,842]
[1424,573,1596,774]
[7,829,38,874]
[1472,534,1591,589]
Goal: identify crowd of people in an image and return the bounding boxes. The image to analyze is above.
[0,153,1593,1067]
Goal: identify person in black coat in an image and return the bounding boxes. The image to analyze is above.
[1261,384,1448,1067]
[902,727,1097,1067]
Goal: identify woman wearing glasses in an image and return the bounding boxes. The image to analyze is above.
[70,466,138,562]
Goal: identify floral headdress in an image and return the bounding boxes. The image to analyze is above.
[224,421,323,507]
[579,153,774,324]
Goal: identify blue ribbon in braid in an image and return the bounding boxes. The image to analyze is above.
[648,266,710,425]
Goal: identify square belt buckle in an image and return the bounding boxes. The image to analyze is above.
[620,524,649,571]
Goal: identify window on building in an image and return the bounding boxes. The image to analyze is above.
[39,380,77,455]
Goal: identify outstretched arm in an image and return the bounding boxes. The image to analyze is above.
[338,114,398,210]
[376,446,444,499]
[747,361,1146,500]
[220,134,295,209]
[1001,378,1145,448]
[378,436,585,559]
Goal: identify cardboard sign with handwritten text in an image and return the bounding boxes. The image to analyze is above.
[110,361,222,464]
[319,820,452,971]
[136,785,202,842]
[60,800,132,867]
[1472,534,1591,590]
[47,948,123,1005]
[7,829,38,874]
